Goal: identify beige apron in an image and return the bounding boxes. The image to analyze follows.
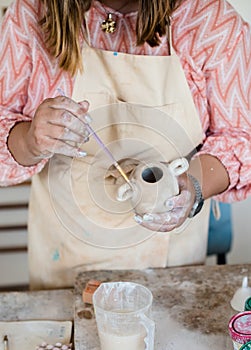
[28,25,210,290]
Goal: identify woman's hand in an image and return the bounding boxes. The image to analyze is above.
[134,173,196,232]
[26,96,91,159]
[8,96,91,166]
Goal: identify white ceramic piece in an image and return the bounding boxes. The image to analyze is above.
[117,158,189,215]
[230,276,251,311]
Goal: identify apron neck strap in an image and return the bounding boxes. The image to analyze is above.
[84,11,91,46]
[167,19,174,56]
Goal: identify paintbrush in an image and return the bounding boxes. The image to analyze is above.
[57,89,133,188]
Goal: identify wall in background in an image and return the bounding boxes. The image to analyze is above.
[228,0,251,23]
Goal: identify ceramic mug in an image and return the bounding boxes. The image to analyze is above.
[117,157,189,215]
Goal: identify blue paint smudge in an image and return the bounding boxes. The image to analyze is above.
[52,249,60,261]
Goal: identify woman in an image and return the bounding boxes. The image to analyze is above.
[0,0,250,289]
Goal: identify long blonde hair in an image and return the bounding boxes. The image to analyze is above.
[40,0,181,75]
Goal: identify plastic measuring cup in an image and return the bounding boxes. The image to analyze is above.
[93,281,155,350]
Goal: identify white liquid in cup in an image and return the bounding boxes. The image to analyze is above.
[99,329,146,350]
[93,282,154,350]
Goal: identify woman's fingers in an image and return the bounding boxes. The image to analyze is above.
[27,96,91,158]
[134,189,194,232]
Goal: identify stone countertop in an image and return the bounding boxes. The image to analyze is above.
[0,289,74,349]
[74,264,251,349]
[0,265,250,349]
[0,289,74,321]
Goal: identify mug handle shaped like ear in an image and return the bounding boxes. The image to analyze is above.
[116,183,134,202]
[140,313,155,350]
[169,157,189,177]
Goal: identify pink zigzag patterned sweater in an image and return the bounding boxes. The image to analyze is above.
[0,0,251,203]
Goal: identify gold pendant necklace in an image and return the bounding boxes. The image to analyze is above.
[101,13,116,33]
[99,1,132,34]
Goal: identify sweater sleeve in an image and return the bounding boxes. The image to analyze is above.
[0,0,47,186]
[175,0,251,202]
[198,8,251,202]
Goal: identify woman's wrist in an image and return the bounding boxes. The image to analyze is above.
[7,121,42,166]
[188,154,230,199]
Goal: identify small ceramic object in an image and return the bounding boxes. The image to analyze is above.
[82,279,102,304]
[231,276,251,312]
[117,158,189,215]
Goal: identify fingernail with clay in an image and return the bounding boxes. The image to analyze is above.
[134,215,143,224]
[77,150,87,157]
[164,199,174,211]
[164,213,171,222]
[83,129,90,137]
[84,114,92,123]
[143,214,154,222]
